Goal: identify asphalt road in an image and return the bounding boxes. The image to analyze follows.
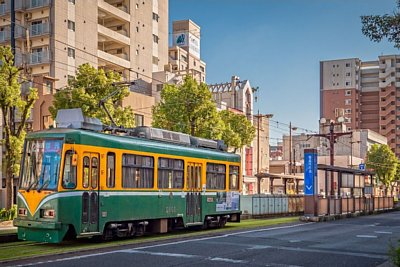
[9,211,400,267]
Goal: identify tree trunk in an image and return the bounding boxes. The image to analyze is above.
[5,161,14,210]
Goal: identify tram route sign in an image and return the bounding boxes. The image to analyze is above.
[304,149,318,196]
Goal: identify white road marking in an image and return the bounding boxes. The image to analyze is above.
[356,235,378,238]
[121,250,198,258]
[374,231,392,234]
[208,257,246,263]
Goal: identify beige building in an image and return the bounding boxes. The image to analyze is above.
[0,0,168,129]
[168,20,206,84]
[320,55,400,157]
[209,76,271,195]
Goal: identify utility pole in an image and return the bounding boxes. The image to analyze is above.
[309,121,352,196]
[254,111,273,194]
[11,0,16,133]
[289,122,297,174]
[350,134,361,169]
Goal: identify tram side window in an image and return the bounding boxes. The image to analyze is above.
[107,153,115,188]
[91,157,98,188]
[122,154,154,188]
[206,163,226,190]
[83,156,90,188]
[62,151,77,189]
[229,166,239,190]
[158,158,184,189]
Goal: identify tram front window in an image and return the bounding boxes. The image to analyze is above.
[20,139,63,191]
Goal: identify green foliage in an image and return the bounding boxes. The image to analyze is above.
[361,1,400,48]
[389,239,400,267]
[152,76,224,139]
[0,205,17,221]
[0,46,37,209]
[220,110,255,150]
[366,144,398,189]
[49,63,135,128]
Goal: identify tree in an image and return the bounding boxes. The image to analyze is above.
[361,1,400,48]
[0,46,38,209]
[366,144,398,195]
[49,63,135,128]
[219,110,255,151]
[152,76,224,139]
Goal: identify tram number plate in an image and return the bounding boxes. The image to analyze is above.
[165,206,177,214]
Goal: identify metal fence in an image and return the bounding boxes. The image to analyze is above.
[316,196,394,216]
[241,195,304,217]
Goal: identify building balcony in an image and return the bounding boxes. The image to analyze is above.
[30,22,50,37]
[0,0,27,15]
[0,30,10,42]
[98,24,130,46]
[26,0,50,10]
[97,49,130,69]
[98,0,130,23]
[29,50,50,65]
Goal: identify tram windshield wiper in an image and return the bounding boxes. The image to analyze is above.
[26,179,39,192]
[37,180,50,193]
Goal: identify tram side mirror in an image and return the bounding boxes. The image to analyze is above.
[72,154,78,166]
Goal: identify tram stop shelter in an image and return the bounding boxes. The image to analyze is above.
[304,164,394,218]
[254,172,304,195]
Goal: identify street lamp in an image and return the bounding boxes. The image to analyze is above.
[289,122,298,175]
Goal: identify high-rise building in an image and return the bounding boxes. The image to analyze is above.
[0,0,168,129]
[320,55,400,157]
[168,20,206,84]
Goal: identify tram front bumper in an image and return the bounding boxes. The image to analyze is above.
[13,218,62,230]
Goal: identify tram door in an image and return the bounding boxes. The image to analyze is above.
[186,163,202,224]
[81,153,99,233]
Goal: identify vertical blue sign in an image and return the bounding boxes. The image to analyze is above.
[304,149,318,196]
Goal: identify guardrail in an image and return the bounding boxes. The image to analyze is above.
[241,195,304,217]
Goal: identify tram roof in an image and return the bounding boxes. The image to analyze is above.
[26,128,241,163]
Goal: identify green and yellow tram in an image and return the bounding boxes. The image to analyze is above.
[13,109,241,243]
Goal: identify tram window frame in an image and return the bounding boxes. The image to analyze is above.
[83,156,90,188]
[107,152,116,188]
[206,163,226,190]
[158,157,184,189]
[62,150,77,189]
[229,166,239,190]
[122,154,154,188]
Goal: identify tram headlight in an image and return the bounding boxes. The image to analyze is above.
[18,208,27,217]
[40,209,55,219]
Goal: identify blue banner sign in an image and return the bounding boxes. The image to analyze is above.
[304,149,318,196]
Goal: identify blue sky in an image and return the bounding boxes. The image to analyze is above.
[169,0,399,144]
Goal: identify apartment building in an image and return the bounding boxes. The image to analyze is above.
[168,19,206,84]
[0,0,168,129]
[320,55,400,157]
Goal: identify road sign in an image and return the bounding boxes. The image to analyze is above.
[359,163,365,170]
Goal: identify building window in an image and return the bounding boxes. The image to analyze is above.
[345,99,352,105]
[136,49,139,55]
[67,20,75,31]
[136,3,139,9]
[347,127,352,131]
[152,34,159,43]
[206,163,226,190]
[136,26,139,32]
[44,80,52,95]
[68,0,75,4]
[200,66,205,72]
[181,55,187,62]
[158,158,184,189]
[67,47,75,58]
[345,108,352,114]
[152,12,159,22]
[345,81,350,86]
[345,90,351,96]
[346,63,350,67]
[122,154,154,188]
[135,113,144,126]
[152,56,159,64]
[346,72,350,76]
